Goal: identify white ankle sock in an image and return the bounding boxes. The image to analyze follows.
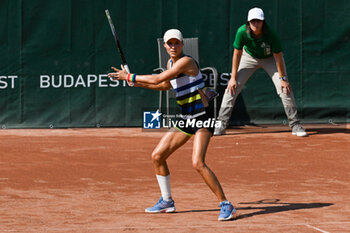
[156,174,172,202]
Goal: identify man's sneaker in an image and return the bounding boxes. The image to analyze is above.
[292,124,308,137]
[145,197,176,213]
[214,125,226,136]
[218,201,237,221]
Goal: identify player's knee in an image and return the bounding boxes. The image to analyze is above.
[151,151,165,164]
[192,160,205,172]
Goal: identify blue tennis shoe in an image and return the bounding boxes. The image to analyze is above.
[218,200,237,221]
[145,197,176,213]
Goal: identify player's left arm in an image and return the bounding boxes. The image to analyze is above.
[273,52,291,94]
[108,56,195,85]
[133,80,171,91]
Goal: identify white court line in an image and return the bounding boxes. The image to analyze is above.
[305,224,330,233]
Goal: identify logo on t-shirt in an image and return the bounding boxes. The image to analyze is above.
[261,42,271,55]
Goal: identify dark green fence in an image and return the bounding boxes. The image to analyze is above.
[0,0,349,128]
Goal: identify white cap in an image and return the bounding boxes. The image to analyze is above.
[247,7,265,21]
[163,29,183,43]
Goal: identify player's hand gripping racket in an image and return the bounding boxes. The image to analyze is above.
[105,9,133,86]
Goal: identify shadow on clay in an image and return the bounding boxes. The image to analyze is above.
[233,199,333,221]
[174,199,333,221]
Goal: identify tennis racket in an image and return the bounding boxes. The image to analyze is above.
[105,9,131,74]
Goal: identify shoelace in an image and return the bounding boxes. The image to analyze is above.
[157,200,164,205]
[220,203,228,213]
[158,199,172,207]
[294,125,303,131]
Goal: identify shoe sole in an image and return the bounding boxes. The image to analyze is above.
[292,132,308,137]
[214,131,226,136]
[218,209,237,221]
[145,207,176,213]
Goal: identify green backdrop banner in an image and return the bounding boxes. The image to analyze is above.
[0,0,349,128]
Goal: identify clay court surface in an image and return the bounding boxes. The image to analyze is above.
[0,124,349,232]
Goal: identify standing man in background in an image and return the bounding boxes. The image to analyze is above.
[215,7,307,137]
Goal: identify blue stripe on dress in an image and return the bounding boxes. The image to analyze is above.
[182,102,205,114]
[174,79,204,93]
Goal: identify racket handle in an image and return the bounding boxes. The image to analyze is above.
[123,64,131,74]
[122,64,134,87]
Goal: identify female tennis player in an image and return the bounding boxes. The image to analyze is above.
[108,29,236,221]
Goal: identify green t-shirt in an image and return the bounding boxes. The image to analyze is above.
[233,24,283,59]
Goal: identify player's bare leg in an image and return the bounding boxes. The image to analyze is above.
[151,130,191,176]
[192,129,226,202]
[192,129,237,220]
[145,130,190,213]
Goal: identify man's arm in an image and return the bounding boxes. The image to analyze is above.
[226,48,243,95]
[273,52,291,94]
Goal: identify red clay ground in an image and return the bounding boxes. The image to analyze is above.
[0,124,349,232]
